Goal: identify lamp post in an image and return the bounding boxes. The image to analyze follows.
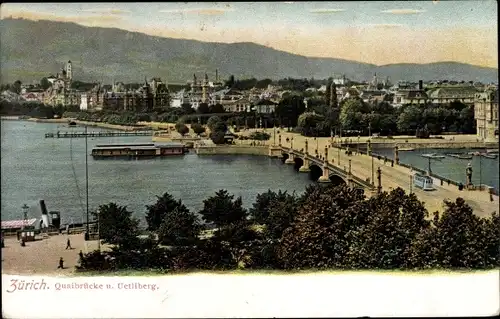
[22,204,29,230]
[479,155,482,190]
[85,125,89,235]
[273,126,276,145]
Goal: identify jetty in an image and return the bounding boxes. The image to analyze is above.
[44,131,154,138]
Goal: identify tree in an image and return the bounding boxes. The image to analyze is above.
[157,206,201,246]
[408,198,497,269]
[330,81,338,108]
[275,95,306,129]
[297,112,325,136]
[91,203,140,249]
[339,98,368,131]
[255,78,273,89]
[397,104,423,134]
[264,191,299,240]
[197,103,210,114]
[209,103,225,114]
[207,116,222,131]
[40,77,51,90]
[145,192,186,232]
[181,102,195,114]
[277,184,368,269]
[346,188,430,269]
[250,190,279,224]
[210,131,226,144]
[199,190,248,230]
[175,121,189,136]
[191,123,206,135]
[10,80,22,94]
[225,75,235,88]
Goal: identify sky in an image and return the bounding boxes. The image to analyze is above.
[1,1,498,68]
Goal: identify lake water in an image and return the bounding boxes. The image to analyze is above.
[1,120,498,226]
[375,147,499,191]
[1,120,312,225]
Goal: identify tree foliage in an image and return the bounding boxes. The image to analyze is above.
[91,203,140,250]
[191,123,206,135]
[199,189,248,230]
[157,206,201,246]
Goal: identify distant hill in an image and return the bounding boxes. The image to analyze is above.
[0,18,497,84]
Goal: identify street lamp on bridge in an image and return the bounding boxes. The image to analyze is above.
[21,204,29,230]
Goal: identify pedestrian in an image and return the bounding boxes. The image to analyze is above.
[66,238,72,250]
[79,250,84,260]
[57,257,64,269]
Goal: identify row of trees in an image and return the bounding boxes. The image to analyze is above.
[78,184,499,272]
[0,100,79,118]
[294,96,476,137]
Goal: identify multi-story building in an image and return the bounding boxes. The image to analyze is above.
[474,87,499,142]
[392,80,428,107]
[426,85,478,106]
[100,78,170,112]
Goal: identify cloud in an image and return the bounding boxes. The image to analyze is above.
[81,8,131,15]
[309,8,346,14]
[381,9,426,14]
[159,8,235,15]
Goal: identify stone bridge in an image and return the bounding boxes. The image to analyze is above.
[268,143,376,194]
[266,132,498,216]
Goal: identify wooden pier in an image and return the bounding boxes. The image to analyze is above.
[45,131,154,138]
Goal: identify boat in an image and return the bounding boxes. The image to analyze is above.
[447,153,473,160]
[481,153,497,159]
[398,147,415,151]
[486,149,499,154]
[421,153,445,159]
[91,142,187,159]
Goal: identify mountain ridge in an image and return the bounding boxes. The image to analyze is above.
[0,18,497,84]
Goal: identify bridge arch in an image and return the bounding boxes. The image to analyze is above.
[281,152,289,163]
[309,164,323,181]
[293,157,303,171]
[328,174,347,186]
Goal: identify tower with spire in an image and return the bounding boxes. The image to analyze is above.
[66,60,72,81]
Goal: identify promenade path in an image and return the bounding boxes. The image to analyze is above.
[264,129,498,218]
[1,234,106,275]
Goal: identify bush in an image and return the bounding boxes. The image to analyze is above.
[249,131,271,141]
[191,123,206,135]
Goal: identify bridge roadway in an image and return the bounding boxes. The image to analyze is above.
[273,132,498,218]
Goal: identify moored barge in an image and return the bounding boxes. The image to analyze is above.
[91,143,187,159]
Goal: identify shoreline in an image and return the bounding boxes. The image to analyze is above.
[4,116,498,149]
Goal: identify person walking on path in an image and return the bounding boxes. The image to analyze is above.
[57,257,64,269]
[65,238,72,250]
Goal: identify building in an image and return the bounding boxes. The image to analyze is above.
[392,80,428,107]
[186,71,224,109]
[474,87,499,142]
[44,60,81,107]
[253,99,278,114]
[87,78,170,112]
[426,85,478,106]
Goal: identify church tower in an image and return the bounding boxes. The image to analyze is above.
[66,60,73,81]
[202,73,209,103]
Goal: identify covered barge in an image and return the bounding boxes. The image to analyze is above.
[91,143,187,159]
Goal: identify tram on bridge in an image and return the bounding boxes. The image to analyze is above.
[413,173,434,191]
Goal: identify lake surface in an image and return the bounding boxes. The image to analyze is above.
[1,120,498,226]
[375,147,499,191]
[1,120,312,225]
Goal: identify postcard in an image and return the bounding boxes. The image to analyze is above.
[1,1,499,318]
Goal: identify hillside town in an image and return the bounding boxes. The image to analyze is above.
[0,60,498,142]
